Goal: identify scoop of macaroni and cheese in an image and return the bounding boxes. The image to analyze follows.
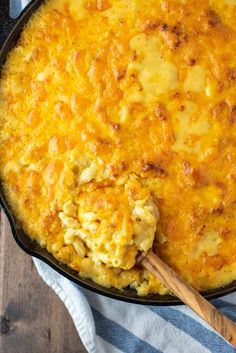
[59,175,159,270]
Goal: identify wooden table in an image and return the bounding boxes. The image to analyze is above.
[0,209,87,353]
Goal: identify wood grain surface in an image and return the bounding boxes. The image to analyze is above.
[0,209,88,353]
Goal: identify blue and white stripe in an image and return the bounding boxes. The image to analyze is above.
[8,1,236,352]
[34,259,236,353]
[10,0,29,18]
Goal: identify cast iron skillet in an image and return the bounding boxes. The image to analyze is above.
[1,0,236,305]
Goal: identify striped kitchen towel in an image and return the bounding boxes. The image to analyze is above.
[5,1,236,352]
[10,0,29,18]
[34,258,236,353]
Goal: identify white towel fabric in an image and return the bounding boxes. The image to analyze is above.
[8,1,236,352]
[10,0,29,17]
[34,258,236,353]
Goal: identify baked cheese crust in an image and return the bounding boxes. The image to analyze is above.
[1,0,236,295]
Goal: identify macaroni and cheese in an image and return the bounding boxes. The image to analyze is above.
[1,0,236,295]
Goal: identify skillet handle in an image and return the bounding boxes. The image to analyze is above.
[0,0,20,47]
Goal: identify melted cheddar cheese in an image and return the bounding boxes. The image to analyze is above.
[1,0,236,295]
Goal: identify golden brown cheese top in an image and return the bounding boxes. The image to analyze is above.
[1,0,236,295]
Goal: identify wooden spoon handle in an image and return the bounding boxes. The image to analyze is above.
[142,250,236,348]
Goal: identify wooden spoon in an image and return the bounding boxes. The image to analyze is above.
[140,249,236,348]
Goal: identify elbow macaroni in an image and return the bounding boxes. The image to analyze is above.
[59,176,159,270]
